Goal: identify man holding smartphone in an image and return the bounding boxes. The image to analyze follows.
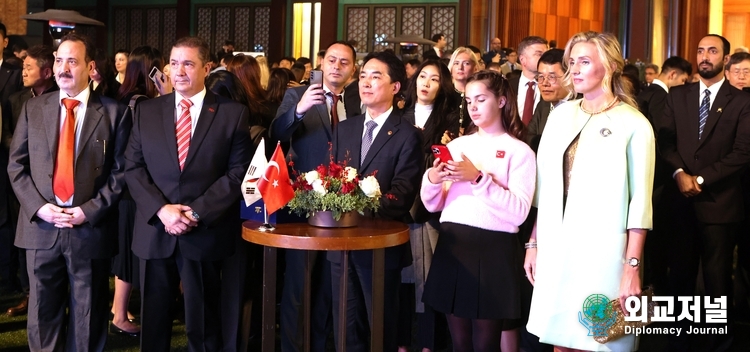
[270,41,360,351]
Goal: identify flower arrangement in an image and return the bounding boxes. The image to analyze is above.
[287,160,382,221]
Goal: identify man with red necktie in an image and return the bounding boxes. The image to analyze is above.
[125,36,252,351]
[7,33,130,351]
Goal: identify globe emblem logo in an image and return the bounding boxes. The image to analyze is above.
[579,294,616,337]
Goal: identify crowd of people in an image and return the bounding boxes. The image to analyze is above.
[1,18,750,352]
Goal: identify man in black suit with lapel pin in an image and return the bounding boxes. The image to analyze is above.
[271,41,360,352]
[8,32,130,351]
[657,34,750,351]
[329,50,423,352]
[125,36,252,351]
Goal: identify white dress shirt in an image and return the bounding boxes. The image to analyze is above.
[517,73,540,118]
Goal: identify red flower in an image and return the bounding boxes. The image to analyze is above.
[316,165,328,177]
[341,181,356,194]
[384,193,398,200]
[328,161,343,178]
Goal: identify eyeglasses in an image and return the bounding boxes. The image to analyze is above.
[729,68,750,77]
[535,74,559,84]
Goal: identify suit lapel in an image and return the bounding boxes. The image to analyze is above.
[0,63,12,93]
[346,115,365,168]
[183,91,218,170]
[43,94,60,156]
[76,93,104,160]
[684,83,700,147]
[698,81,733,149]
[361,110,401,171]
[315,103,333,140]
[161,94,180,171]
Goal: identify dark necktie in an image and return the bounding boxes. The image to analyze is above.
[328,92,341,130]
[522,81,536,125]
[53,98,80,203]
[361,120,378,165]
[699,89,710,139]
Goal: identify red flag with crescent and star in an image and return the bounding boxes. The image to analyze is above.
[257,143,295,215]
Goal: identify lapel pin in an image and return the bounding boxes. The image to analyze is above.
[208,107,215,113]
[387,130,393,136]
[496,151,505,158]
[717,108,723,113]
[600,128,612,137]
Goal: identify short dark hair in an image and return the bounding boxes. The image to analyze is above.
[12,42,28,53]
[706,34,731,57]
[406,58,421,67]
[325,41,356,61]
[0,22,6,38]
[116,48,130,56]
[726,52,750,70]
[280,56,296,65]
[296,57,312,66]
[317,50,326,58]
[506,48,517,56]
[518,36,548,56]
[172,36,210,65]
[60,33,96,62]
[623,64,640,79]
[25,45,55,69]
[466,45,481,54]
[644,63,659,72]
[431,33,444,43]
[661,56,692,76]
[537,48,564,69]
[362,50,406,88]
[224,40,235,46]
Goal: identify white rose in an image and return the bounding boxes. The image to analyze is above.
[311,179,327,195]
[344,166,357,182]
[358,176,381,198]
[305,170,320,184]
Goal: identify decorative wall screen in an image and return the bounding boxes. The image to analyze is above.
[112,6,177,54]
[344,3,458,54]
[193,3,271,55]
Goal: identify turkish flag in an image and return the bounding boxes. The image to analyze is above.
[257,143,295,215]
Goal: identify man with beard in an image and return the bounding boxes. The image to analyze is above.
[656,34,750,351]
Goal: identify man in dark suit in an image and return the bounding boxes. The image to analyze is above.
[125,36,252,351]
[329,50,423,351]
[4,44,58,317]
[657,34,750,351]
[271,40,360,352]
[423,33,446,61]
[7,33,130,351]
[0,22,23,295]
[508,36,547,126]
[525,48,567,153]
[482,37,507,66]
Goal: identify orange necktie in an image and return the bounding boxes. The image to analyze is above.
[53,98,80,203]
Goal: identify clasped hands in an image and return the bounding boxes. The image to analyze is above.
[157,204,198,236]
[427,153,480,184]
[675,171,702,197]
[36,204,88,228]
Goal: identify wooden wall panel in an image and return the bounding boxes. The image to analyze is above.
[0,0,27,35]
[724,0,750,50]
[679,0,708,68]
[528,0,604,50]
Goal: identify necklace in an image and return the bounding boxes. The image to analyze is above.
[580,98,619,115]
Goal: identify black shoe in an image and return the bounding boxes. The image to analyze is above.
[110,321,140,337]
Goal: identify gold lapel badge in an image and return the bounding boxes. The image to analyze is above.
[717,108,723,113]
[387,130,393,136]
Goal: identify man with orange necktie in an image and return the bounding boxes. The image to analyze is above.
[125,36,252,351]
[7,33,130,351]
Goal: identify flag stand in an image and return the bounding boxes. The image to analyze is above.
[258,204,275,231]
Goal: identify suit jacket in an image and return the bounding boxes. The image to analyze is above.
[509,76,521,95]
[637,83,671,194]
[0,61,22,228]
[423,47,440,61]
[4,85,60,149]
[125,90,252,261]
[270,84,361,174]
[656,81,750,223]
[501,62,520,76]
[7,91,130,259]
[328,109,423,269]
[525,100,552,153]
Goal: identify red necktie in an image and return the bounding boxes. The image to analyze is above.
[522,81,536,125]
[53,98,80,203]
[176,99,193,171]
[329,93,341,130]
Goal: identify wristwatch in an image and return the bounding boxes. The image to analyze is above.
[696,176,704,185]
[626,257,640,267]
[191,210,200,221]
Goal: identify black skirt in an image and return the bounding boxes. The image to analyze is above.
[422,222,522,321]
[111,198,139,288]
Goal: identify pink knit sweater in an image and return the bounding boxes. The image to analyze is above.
[420,132,537,233]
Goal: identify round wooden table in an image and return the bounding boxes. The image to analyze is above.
[242,217,409,352]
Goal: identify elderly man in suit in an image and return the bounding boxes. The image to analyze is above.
[271,40,360,352]
[657,34,750,351]
[125,36,252,351]
[525,49,567,153]
[329,50,423,352]
[7,33,130,351]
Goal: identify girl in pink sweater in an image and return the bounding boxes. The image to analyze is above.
[420,70,536,352]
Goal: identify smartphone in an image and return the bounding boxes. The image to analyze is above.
[309,69,323,86]
[148,66,165,85]
[431,145,453,163]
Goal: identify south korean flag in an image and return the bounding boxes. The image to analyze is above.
[242,138,267,206]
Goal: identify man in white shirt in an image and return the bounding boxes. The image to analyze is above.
[508,36,548,125]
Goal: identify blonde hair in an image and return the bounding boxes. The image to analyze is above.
[448,47,479,78]
[256,56,270,89]
[562,31,636,108]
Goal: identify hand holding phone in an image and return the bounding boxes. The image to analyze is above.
[309,70,323,86]
[431,145,453,164]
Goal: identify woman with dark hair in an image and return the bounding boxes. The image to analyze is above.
[421,70,535,352]
[89,48,121,99]
[206,69,249,107]
[109,46,167,338]
[114,48,129,83]
[265,68,298,107]
[226,54,275,128]
[398,59,459,352]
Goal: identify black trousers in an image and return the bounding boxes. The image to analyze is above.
[280,249,332,352]
[140,244,223,352]
[330,254,401,352]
